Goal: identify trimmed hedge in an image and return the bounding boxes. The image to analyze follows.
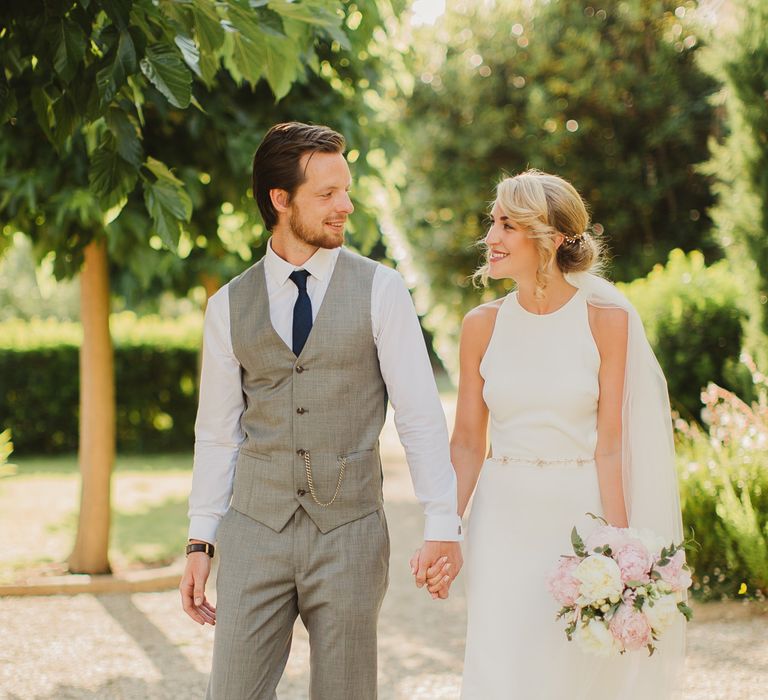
[618,249,748,420]
[0,313,202,454]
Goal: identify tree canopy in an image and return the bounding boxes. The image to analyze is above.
[701,0,768,369]
[397,0,718,370]
[0,0,400,277]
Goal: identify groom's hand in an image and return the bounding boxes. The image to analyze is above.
[180,542,216,626]
[412,541,463,599]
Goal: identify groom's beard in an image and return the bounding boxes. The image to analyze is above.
[289,207,345,249]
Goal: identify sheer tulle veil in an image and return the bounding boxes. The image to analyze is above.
[565,271,686,696]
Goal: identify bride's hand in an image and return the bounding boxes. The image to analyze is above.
[410,549,453,599]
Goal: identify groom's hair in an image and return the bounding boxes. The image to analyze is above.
[252,122,346,231]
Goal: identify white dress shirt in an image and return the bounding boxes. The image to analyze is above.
[189,241,461,544]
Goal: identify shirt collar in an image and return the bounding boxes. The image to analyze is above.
[265,238,339,286]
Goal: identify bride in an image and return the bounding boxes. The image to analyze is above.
[447,170,685,698]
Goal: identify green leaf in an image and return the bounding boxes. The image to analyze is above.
[89,136,139,205]
[229,29,265,84]
[571,526,587,558]
[262,33,303,99]
[106,107,143,167]
[225,2,304,98]
[52,93,78,148]
[268,0,350,49]
[140,43,192,109]
[97,31,137,106]
[677,602,694,622]
[144,156,184,186]
[193,0,226,52]
[0,83,18,123]
[102,0,133,31]
[624,579,649,588]
[30,87,54,142]
[175,35,203,79]
[53,19,87,83]
[142,163,192,250]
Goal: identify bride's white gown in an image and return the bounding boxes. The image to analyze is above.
[462,289,680,699]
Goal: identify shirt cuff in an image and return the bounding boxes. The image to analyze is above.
[424,513,464,542]
[188,514,221,544]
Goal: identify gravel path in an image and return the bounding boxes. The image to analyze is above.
[1,412,766,699]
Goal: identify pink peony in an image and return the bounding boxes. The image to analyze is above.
[614,540,653,584]
[654,549,693,592]
[609,604,652,652]
[547,556,580,606]
[584,525,630,555]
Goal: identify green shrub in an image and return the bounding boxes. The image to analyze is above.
[676,356,768,600]
[0,313,202,454]
[618,249,748,420]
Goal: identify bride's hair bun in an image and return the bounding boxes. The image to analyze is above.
[475,170,606,293]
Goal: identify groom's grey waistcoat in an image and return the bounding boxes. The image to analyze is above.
[227,248,387,534]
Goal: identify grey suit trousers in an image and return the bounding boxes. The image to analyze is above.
[206,506,390,700]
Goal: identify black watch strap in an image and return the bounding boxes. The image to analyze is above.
[186,542,215,558]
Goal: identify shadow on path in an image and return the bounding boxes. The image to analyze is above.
[4,594,209,699]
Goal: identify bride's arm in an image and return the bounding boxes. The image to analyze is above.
[451,304,497,518]
[589,304,630,528]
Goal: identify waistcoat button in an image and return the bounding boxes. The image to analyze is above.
[296,365,305,373]
[297,407,307,415]
[297,488,306,496]
[297,449,306,456]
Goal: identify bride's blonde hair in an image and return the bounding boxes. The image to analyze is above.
[475,169,605,297]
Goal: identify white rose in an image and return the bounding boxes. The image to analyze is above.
[633,528,666,557]
[574,554,624,603]
[573,618,619,657]
[644,593,680,633]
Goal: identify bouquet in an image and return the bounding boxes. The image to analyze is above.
[547,515,693,657]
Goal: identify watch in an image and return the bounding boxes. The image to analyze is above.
[186,542,215,558]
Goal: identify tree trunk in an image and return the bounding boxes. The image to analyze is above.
[197,271,221,383]
[199,271,221,308]
[68,238,115,574]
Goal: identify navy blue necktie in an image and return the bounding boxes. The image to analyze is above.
[289,270,312,356]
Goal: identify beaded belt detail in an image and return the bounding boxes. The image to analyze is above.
[488,455,595,467]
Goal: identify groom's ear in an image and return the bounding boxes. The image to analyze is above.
[269,188,291,213]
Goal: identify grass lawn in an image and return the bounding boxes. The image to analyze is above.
[0,452,194,584]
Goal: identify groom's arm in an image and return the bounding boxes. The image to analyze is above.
[371,266,462,596]
[181,285,245,625]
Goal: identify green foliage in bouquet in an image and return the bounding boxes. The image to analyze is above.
[676,355,768,600]
[0,314,203,454]
[618,249,748,420]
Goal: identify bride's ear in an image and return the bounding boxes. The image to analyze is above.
[553,233,565,250]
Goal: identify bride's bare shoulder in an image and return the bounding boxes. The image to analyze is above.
[461,298,505,345]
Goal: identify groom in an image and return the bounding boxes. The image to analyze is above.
[180,122,463,699]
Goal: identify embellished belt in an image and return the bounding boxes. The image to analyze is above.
[488,455,595,467]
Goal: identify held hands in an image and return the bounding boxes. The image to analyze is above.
[180,549,216,626]
[410,540,463,600]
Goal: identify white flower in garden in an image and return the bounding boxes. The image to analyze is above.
[573,618,619,656]
[574,554,624,603]
[644,593,680,633]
